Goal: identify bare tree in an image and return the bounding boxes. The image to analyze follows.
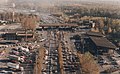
[78,52,99,74]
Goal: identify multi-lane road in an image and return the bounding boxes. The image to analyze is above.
[41,31,60,74]
[40,14,60,24]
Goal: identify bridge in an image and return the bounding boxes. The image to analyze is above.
[39,24,78,27]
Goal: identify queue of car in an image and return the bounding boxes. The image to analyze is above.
[61,41,80,74]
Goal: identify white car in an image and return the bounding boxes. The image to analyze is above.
[0,70,15,74]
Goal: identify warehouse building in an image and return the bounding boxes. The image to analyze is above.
[86,32,117,55]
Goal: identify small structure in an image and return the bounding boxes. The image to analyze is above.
[78,20,93,28]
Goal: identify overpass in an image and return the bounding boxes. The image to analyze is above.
[39,24,78,27]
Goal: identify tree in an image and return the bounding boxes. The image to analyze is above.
[28,15,37,31]
[21,14,37,31]
[79,52,99,74]
[58,43,64,74]
[99,19,105,29]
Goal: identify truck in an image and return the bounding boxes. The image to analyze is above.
[8,55,25,63]
[7,62,24,71]
[18,47,29,52]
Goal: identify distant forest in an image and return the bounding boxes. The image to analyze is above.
[61,6,120,19]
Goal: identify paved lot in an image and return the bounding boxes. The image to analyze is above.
[0,24,21,31]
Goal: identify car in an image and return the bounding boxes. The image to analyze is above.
[98,60,104,63]
[9,50,19,55]
[0,70,15,74]
[39,38,46,42]
[44,61,49,64]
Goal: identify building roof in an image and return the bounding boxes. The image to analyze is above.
[17,34,33,36]
[87,32,104,37]
[0,40,18,43]
[90,36,117,49]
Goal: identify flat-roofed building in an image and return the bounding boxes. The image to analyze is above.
[2,31,33,41]
[0,40,18,44]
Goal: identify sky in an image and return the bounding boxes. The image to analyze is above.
[0,0,120,2]
[1,0,120,2]
[0,0,120,5]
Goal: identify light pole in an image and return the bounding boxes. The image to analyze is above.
[12,3,15,22]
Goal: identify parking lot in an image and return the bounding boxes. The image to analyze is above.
[98,51,120,74]
[0,20,118,74]
[0,43,37,74]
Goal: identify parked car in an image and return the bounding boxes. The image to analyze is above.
[7,62,24,71]
[8,55,25,63]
